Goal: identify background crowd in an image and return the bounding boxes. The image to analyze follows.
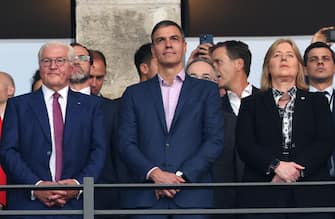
[0,21,335,219]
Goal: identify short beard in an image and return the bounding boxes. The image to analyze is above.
[70,72,90,84]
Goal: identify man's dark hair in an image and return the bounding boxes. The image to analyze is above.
[90,49,107,68]
[303,41,335,66]
[151,20,184,43]
[134,43,153,77]
[70,42,93,65]
[210,40,252,77]
[31,70,41,92]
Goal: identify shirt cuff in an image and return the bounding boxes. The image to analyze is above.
[31,180,43,200]
[146,167,159,180]
[73,179,83,200]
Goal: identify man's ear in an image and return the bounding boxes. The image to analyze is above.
[140,63,149,75]
[7,85,15,97]
[235,58,244,71]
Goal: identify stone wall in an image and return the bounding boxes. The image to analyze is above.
[76,0,181,99]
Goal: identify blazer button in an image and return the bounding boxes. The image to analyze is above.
[47,151,51,156]
[165,143,170,147]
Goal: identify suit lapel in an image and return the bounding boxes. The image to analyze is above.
[149,76,168,134]
[63,89,82,144]
[29,89,51,142]
[263,89,282,132]
[292,89,308,139]
[222,95,235,115]
[169,75,192,131]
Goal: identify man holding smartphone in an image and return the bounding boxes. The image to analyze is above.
[311,26,335,44]
[187,34,213,64]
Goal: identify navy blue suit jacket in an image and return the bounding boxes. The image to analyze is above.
[117,74,224,209]
[95,96,120,219]
[0,88,107,218]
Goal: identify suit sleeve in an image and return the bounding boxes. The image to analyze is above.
[179,84,225,182]
[117,88,156,181]
[294,94,335,177]
[0,98,40,184]
[236,97,277,175]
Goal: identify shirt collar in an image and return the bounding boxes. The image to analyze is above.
[158,70,185,86]
[272,86,297,103]
[42,85,69,100]
[309,85,333,96]
[227,83,253,99]
[71,86,91,95]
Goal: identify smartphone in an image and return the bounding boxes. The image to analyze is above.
[199,34,214,45]
[326,29,335,42]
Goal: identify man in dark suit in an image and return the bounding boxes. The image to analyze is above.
[303,42,335,176]
[0,42,107,219]
[209,40,259,219]
[117,20,224,219]
[89,49,121,219]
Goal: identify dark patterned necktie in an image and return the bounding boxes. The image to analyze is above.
[53,92,63,181]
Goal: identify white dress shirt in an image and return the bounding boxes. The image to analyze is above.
[42,85,68,182]
[71,86,91,95]
[227,83,253,116]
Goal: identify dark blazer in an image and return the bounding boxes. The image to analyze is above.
[236,89,335,208]
[219,85,260,181]
[117,74,224,209]
[95,96,121,219]
[0,88,107,219]
[212,85,259,219]
[221,85,259,116]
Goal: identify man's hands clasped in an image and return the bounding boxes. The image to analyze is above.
[34,179,80,207]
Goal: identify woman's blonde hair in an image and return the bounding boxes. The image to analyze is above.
[260,38,308,91]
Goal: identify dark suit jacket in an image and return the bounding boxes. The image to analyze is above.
[218,85,260,182]
[0,88,107,219]
[236,89,335,208]
[117,74,224,209]
[212,86,259,219]
[95,96,120,219]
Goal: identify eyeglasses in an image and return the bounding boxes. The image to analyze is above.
[74,55,90,63]
[40,57,69,67]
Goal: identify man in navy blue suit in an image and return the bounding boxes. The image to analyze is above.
[0,42,107,219]
[118,20,224,219]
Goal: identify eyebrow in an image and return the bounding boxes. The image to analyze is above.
[154,34,181,40]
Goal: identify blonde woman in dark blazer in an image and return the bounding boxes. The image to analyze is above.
[236,39,335,219]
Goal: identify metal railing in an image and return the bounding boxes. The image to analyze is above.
[0,177,334,218]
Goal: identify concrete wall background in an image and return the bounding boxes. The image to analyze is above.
[76,0,180,99]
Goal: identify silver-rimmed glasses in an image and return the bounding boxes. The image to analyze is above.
[40,57,69,67]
